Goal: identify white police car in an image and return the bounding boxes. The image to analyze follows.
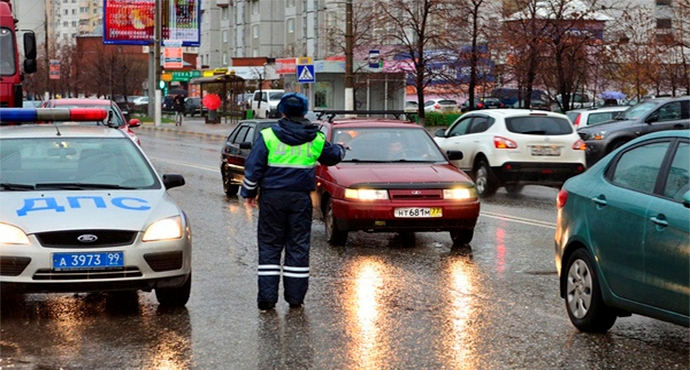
[0,108,192,307]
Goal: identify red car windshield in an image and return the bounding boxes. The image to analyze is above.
[333,127,446,162]
[0,27,17,76]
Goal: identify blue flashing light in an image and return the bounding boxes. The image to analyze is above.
[0,109,38,122]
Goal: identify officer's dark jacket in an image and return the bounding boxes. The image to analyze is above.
[240,117,345,198]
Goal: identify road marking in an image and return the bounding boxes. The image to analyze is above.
[151,157,557,230]
[480,211,556,229]
[149,157,219,172]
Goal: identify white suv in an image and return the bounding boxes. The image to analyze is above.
[566,105,629,128]
[251,89,284,118]
[434,109,586,197]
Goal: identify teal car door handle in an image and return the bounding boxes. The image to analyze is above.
[650,214,669,228]
[591,196,607,207]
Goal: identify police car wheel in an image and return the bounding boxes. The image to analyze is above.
[155,273,192,307]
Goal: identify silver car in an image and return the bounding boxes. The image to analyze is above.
[0,118,191,307]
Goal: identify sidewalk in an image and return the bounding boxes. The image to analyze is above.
[138,116,236,140]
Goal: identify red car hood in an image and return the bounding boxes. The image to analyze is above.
[323,162,474,187]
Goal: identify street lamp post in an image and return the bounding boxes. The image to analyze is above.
[344,0,353,111]
[154,0,162,126]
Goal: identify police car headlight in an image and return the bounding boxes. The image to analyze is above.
[443,188,476,200]
[0,222,30,245]
[142,216,183,242]
[345,188,389,200]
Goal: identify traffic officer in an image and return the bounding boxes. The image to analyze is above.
[241,92,345,311]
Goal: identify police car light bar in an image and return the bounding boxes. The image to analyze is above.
[0,108,109,123]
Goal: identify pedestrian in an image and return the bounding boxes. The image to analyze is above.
[174,94,185,126]
[241,92,346,311]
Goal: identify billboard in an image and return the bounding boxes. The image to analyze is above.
[103,0,201,47]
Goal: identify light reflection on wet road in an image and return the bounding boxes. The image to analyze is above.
[1,131,687,369]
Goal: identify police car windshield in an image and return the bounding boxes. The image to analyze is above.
[0,137,159,191]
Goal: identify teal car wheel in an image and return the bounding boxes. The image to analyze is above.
[565,248,617,332]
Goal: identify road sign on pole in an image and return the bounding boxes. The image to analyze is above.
[296,64,315,83]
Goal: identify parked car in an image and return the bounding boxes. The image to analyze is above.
[460,97,504,112]
[510,99,552,111]
[22,100,42,108]
[183,97,207,117]
[405,100,419,113]
[424,99,459,113]
[220,119,279,196]
[566,105,629,128]
[577,96,690,167]
[0,110,192,307]
[251,89,284,118]
[555,130,689,332]
[131,96,149,113]
[434,109,586,197]
[313,115,479,246]
[162,96,176,113]
[43,98,141,145]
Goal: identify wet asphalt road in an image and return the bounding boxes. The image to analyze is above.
[1,130,688,369]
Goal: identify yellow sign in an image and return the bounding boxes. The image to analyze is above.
[297,57,312,65]
[161,72,173,82]
[213,68,228,75]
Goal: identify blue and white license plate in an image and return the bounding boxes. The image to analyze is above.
[53,251,124,270]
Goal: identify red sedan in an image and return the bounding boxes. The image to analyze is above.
[43,98,141,145]
[314,117,480,245]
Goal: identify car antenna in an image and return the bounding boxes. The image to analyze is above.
[53,122,62,136]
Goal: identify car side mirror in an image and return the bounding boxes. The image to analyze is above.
[128,118,141,128]
[683,191,690,209]
[239,142,252,150]
[162,174,185,190]
[434,128,446,138]
[446,150,463,160]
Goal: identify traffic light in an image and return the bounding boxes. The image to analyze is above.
[159,80,166,90]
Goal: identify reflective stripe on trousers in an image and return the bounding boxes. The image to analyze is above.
[257,191,312,305]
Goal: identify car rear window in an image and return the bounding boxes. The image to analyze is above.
[439,100,457,105]
[505,116,573,135]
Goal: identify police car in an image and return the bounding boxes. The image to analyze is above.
[0,108,192,307]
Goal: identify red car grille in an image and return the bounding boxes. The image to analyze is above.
[388,189,443,200]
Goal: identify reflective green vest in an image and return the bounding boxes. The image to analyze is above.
[261,128,326,168]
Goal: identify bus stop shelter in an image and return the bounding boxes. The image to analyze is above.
[190,73,246,125]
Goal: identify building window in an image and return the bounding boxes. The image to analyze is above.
[253,25,259,38]
[222,8,228,20]
[287,18,294,33]
[287,0,295,6]
[63,21,68,27]
[72,9,76,14]
[656,0,672,5]
[223,52,228,65]
[252,1,259,14]
[222,30,228,42]
[252,49,258,57]
[657,18,672,29]
[72,21,77,27]
[64,9,68,15]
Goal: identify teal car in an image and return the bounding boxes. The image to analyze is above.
[555,130,689,332]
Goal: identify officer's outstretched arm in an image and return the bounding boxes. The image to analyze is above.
[318,142,346,166]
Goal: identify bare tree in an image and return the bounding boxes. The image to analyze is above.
[372,0,458,125]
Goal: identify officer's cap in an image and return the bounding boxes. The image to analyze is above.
[278,92,309,118]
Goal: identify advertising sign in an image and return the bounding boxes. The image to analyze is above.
[163,40,183,69]
[49,59,60,80]
[103,0,201,47]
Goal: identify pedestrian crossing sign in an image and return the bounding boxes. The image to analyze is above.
[296,64,315,84]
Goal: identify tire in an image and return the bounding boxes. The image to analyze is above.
[222,169,239,197]
[474,160,498,198]
[449,228,474,245]
[325,199,348,245]
[155,273,191,308]
[564,249,617,332]
[504,184,524,195]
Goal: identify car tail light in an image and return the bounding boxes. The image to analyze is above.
[477,103,484,108]
[499,102,504,108]
[434,103,440,110]
[572,114,581,127]
[494,136,518,149]
[572,139,586,150]
[556,189,568,209]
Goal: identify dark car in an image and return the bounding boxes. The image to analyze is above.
[313,115,479,246]
[555,130,689,332]
[184,97,207,117]
[577,96,690,166]
[162,96,176,113]
[220,119,279,196]
[460,97,504,112]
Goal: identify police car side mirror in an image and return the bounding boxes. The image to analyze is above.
[239,142,252,150]
[163,174,185,189]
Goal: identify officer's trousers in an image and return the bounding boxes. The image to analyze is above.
[257,190,312,305]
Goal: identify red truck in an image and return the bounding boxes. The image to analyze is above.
[0,0,37,108]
